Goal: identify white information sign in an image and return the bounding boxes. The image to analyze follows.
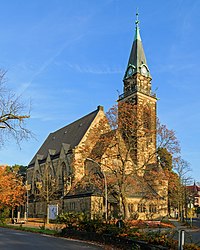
[48,204,58,220]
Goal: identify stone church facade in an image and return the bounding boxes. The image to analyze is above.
[27,15,168,220]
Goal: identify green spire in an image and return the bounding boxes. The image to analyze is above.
[124,10,151,79]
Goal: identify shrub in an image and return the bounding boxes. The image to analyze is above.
[57,212,86,229]
[0,207,10,224]
[57,214,200,250]
[184,243,200,250]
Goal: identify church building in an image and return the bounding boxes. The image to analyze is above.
[27,14,168,220]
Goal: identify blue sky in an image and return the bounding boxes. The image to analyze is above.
[0,0,199,182]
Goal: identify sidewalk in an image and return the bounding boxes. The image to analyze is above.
[169,219,200,233]
[8,218,65,231]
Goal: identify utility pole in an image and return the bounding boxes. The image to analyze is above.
[25,181,31,221]
[101,169,108,222]
[46,164,49,224]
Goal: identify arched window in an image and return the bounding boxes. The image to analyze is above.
[59,163,66,190]
[59,162,71,195]
[35,170,40,181]
[137,203,146,213]
[34,170,41,194]
[149,204,157,213]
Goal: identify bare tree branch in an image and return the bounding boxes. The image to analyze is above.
[0,70,32,147]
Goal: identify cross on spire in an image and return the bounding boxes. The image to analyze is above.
[135,9,139,28]
[134,9,141,41]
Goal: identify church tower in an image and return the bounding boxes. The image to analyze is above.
[118,12,157,172]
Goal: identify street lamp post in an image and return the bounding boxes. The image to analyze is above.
[86,158,108,222]
[101,169,108,222]
[25,181,31,221]
[188,198,193,228]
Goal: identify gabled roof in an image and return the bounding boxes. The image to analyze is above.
[28,106,103,166]
[90,130,116,161]
[187,183,200,194]
[65,174,103,198]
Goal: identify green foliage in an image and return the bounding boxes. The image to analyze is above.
[58,213,200,249]
[80,219,124,235]
[12,165,27,176]
[8,165,28,183]
[79,218,103,233]
[39,225,45,230]
[157,147,172,171]
[57,212,87,229]
[57,213,200,249]
[143,231,177,248]
[57,212,125,236]
[127,229,200,250]
[184,243,200,250]
[0,207,10,224]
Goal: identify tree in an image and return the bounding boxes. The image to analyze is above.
[9,164,28,183]
[173,157,192,221]
[157,148,173,171]
[156,120,180,157]
[32,161,60,223]
[158,147,192,219]
[157,126,192,220]
[0,165,26,215]
[157,148,177,215]
[0,70,31,147]
[86,103,178,219]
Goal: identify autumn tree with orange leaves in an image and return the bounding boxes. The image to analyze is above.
[0,165,26,218]
[81,102,180,219]
[157,129,192,220]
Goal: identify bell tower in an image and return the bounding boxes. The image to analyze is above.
[118,12,157,172]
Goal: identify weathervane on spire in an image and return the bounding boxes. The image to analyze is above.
[134,8,141,41]
[135,8,139,29]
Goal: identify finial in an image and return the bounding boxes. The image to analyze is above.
[134,8,141,41]
[135,8,139,29]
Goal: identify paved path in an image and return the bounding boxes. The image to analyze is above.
[170,219,200,246]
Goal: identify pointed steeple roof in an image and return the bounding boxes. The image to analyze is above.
[124,11,151,79]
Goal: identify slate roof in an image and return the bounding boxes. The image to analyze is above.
[28,106,103,167]
[124,15,151,79]
[90,130,116,161]
[126,29,147,73]
[187,183,200,196]
[65,174,103,198]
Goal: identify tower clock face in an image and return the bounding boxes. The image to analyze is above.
[127,67,133,76]
[141,65,147,76]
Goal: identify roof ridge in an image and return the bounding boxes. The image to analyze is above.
[52,108,99,134]
[28,106,104,166]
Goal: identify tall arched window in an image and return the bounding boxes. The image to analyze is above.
[59,162,71,196]
[34,170,41,194]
